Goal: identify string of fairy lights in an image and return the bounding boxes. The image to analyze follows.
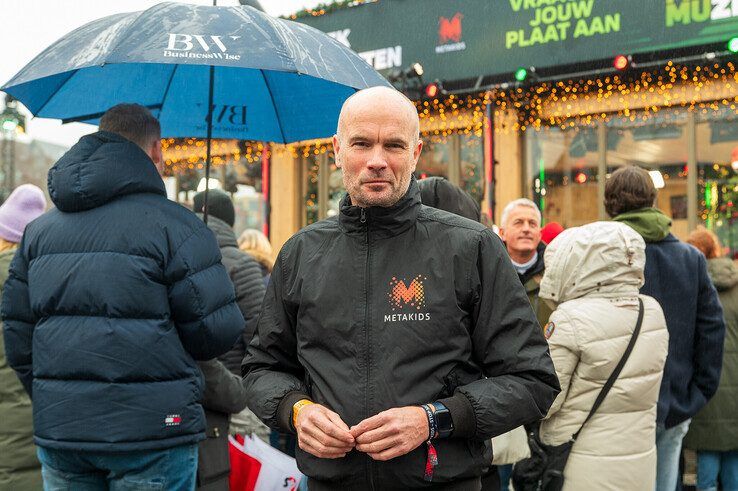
[162,60,738,226]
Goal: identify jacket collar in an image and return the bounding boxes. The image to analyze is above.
[197,214,238,249]
[517,241,546,286]
[613,207,671,243]
[339,177,421,239]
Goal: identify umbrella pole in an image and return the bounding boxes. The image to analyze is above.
[203,64,215,225]
[203,0,216,224]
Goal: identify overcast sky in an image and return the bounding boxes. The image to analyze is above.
[0,0,325,147]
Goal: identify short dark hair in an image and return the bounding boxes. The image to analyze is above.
[604,166,657,217]
[99,103,160,150]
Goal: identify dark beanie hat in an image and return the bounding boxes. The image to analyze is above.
[193,188,235,227]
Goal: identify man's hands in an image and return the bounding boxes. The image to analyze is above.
[350,406,429,461]
[295,404,429,461]
[295,403,355,458]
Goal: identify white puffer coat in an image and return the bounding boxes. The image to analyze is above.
[538,221,669,491]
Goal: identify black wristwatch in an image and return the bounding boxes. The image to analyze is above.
[430,401,454,438]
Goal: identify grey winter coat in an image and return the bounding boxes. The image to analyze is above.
[200,215,266,375]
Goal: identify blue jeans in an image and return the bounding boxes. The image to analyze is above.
[37,444,198,490]
[697,450,738,491]
[498,463,512,491]
[655,419,691,491]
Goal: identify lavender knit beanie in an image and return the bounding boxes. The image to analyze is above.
[0,184,47,243]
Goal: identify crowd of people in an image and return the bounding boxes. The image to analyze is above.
[0,85,735,491]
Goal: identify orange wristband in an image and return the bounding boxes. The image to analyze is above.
[292,399,314,428]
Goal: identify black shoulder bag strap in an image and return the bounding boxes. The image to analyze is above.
[571,297,644,441]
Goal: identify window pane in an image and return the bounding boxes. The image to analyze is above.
[326,152,345,218]
[416,135,451,179]
[606,111,689,238]
[459,133,484,202]
[525,125,599,227]
[697,109,738,257]
[232,158,266,237]
[304,154,320,226]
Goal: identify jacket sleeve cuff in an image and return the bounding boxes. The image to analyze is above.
[277,390,311,434]
[437,391,476,439]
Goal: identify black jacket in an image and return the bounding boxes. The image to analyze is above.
[418,177,480,222]
[517,242,546,286]
[243,180,559,489]
[197,359,248,491]
[1,131,244,452]
[200,215,266,375]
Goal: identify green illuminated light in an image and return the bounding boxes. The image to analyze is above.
[728,37,738,53]
[539,157,545,221]
[514,67,528,82]
[1,119,18,132]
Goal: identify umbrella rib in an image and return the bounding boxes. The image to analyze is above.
[158,64,179,120]
[33,70,78,117]
[62,104,162,124]
[261,71,287,144]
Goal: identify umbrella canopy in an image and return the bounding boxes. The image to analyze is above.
[1,2,390,143]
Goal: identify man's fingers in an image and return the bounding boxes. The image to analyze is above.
[354,424,395,444]
[316,412,354,444]
[299,430,352,456]
[350,412,386,438]
[299,435,348,459]
[325,410,351,433]
[313,414,354,447]
[368,446,405,461]
[299,409,354,449]
[301,422,354,450]
[355,436,398,454]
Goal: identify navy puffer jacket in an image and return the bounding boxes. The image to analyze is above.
[1,131,244,452]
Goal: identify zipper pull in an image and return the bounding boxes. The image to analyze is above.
[360,208,367,224]
[424,440,438,482]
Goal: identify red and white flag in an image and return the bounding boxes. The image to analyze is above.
[229,435,303,491]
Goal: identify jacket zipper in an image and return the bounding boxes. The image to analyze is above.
[361,208,375,491]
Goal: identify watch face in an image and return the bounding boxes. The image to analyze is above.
[435,409,453,435]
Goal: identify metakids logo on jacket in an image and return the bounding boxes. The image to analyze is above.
[384,275,431,323]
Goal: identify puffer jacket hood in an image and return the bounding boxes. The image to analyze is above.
[708,257,738,291]
[540,221,645,304]
[48,131,165,212]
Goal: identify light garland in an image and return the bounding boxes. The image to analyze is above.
[162,61,738,181]
[161,138,267,175]
[286,0,377,20]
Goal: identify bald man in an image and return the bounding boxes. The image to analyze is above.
[243,87,559,490]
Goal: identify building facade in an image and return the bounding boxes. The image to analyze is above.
[253,0,738,256]
[163,0,738,256]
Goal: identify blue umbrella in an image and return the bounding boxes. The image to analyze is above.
[1,2,389,218]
